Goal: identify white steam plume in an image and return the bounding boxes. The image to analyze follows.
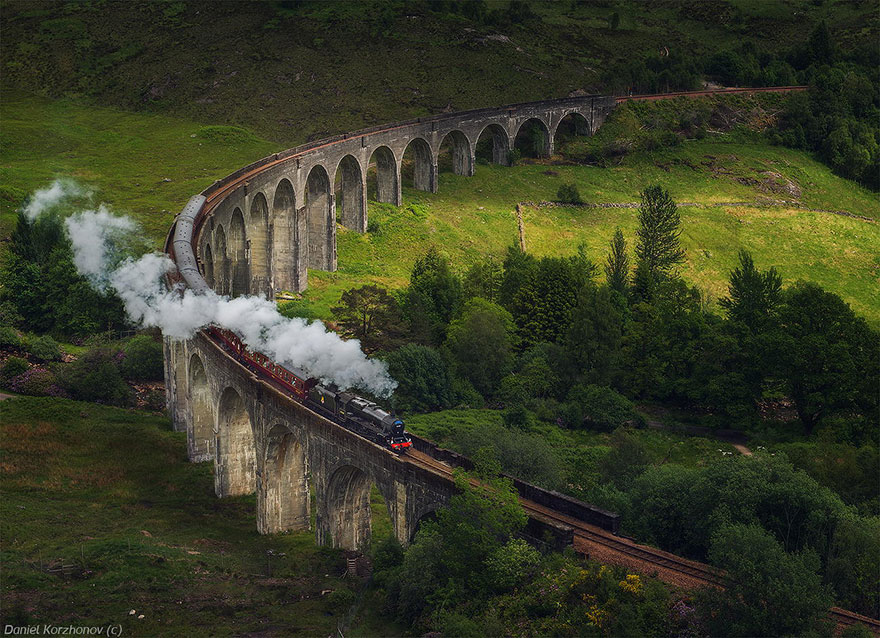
[26,181,397,397]
[23,179,85,220]
[65,206,137,290]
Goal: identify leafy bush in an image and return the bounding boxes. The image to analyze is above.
[1,356,29,386]
[26,335,62,362]
[366,218,381,234]
[564,384,639,430]
[506,148,522,166]
[556,183,583,204]
[57,348,131,406]
[9,367,62,397]
[0,326,23,349]
[387,344,455,412]
[120,335,164,381]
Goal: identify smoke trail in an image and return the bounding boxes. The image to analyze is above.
[23,179,85,220]
[25,181,398,397]
[65,206,138,290]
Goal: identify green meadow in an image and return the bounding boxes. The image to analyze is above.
[0,396,399,636]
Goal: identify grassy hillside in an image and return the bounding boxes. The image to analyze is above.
[0,92,279,242]
[0,396,400,636]
[317,139,880,324]
[2,0,876,146]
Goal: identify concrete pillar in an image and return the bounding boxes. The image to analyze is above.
[257,428,310,534]
[214,388,256,497]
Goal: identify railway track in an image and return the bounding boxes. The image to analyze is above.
[403,448,879,634]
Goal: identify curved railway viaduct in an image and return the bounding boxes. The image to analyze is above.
[164,92,631,551]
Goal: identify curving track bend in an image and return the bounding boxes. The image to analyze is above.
[404,449,879,635]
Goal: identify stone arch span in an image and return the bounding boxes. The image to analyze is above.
[212,224,230,296]
[188,353,214,462]
[249,193,270,296]
[475,123,510,166]
[553,111,591,145]
[514,117,552,158]
[271,178,302,293]
[258,424,309,534]
[401,137,436,193]
[367,145,400,206]
[334,155,366,233]
[305,165,335,271]
[322,464,390,551]
[410,507,440,542]
[215,387,256,498]
[228,208,248,298]
[438,129,474,177]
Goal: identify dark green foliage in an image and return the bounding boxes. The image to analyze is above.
[633,185,685,299]
[779,441,879,515]
[462,256,503,303]
[699,523,832,637]
[2,211,127,337]
[627,453,847,562]
[387,344,454,412]
[402,247,462,345]
[25,334,62,362]
[565,285,623,386]
[332,284,405,353]
[826,516,880,617]
[445,298,517,397]
[597,428,650,491]
[57,348,132,406]
[564,384,638,432]
[0,325,24,349]
[120,335,164,381]
[453,422,564,490]
[719,250,782,332]
[604,228,630,296]
[555,182,582,204]
[1,356,29,386]
[772,282,879,433]
[507,250,597,350]
[384,460,527,626]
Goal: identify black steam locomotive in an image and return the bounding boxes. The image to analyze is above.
[208,326,412,452]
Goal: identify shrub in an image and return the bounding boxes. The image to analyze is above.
[367,218,381,234]
[556,183,583,204]
[1,356,29,386]
[507,148,522,166]
[26,335,62,362]
[564,383,639,431]
[58,348,131,405]
[9,367,62,397]
[0,325,23,350]
[120,335,164,381]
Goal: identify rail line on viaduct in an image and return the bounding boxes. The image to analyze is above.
[162,85,878,633]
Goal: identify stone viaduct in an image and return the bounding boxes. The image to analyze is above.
[164,94,617,551]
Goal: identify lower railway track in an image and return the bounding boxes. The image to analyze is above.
[404,448,880,635]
